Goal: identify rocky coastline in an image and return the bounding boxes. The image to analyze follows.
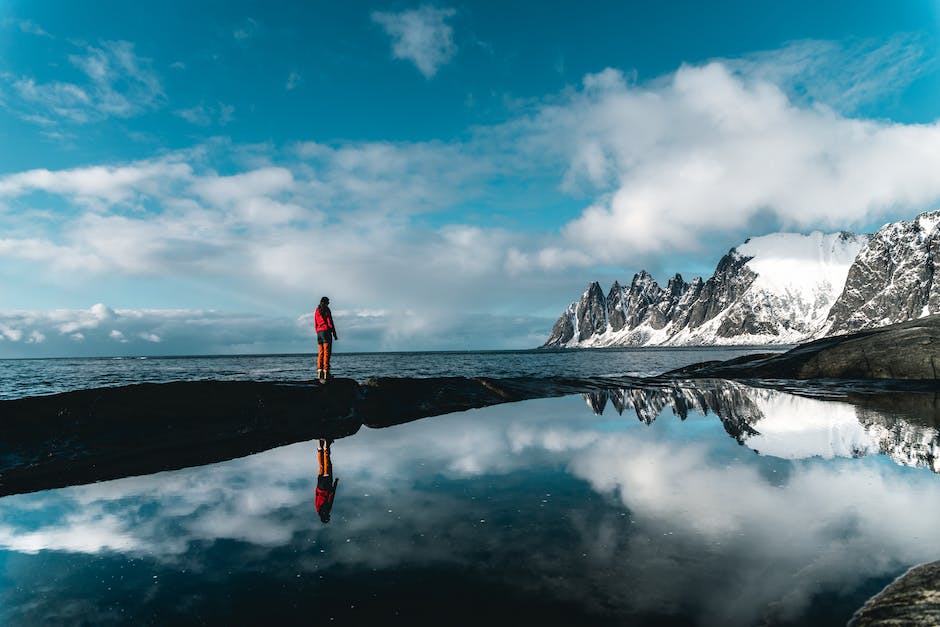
[666,314,940,380]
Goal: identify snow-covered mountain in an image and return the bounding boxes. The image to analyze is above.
[544,230,866,347]
[544,211,940,347]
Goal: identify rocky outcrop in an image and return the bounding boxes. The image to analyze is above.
[849,560,940,626]
[668,315,940,380]
[543,281,608,346]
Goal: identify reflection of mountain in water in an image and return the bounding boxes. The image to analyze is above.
[583,381,940,473]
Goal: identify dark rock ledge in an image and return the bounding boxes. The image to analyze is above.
[0,375,625,497]
[667,315,940,380]
[849,560,940,626]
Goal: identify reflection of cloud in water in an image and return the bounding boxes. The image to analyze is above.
[1,392,939,625]
[571,432,940,622]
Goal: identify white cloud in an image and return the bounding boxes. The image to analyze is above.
[191,167,294,205]
[26,330,45,343]
[724,35,932,114]
[0,324,23,341]
[508,60,940,263]
[175,105,211,126]
[4,40,165,124]
[0,157,192,207]
[371,6,457,78]
[285,71,302,90]
[175,102,235,126]
[2,17,51,37]
[233,17,259,41]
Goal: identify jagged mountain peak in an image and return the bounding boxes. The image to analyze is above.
[543,214,940,348]
[543,227,869,348]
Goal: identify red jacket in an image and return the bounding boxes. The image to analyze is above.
[315,307,335,333]
[316,480,338,512]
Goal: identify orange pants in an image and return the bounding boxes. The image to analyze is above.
[317,445,332,476]
[317,342,332,371]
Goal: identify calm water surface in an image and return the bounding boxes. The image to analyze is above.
[0,346,781,399]
[1,381,938,626]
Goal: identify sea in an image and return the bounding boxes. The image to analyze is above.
[2,346,939,626]
[0,345,777,400]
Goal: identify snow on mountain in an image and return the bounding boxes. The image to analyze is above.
[544,230,866,348]
[739,231,862,328]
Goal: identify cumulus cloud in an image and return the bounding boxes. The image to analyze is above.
[0,156,192,207]
[510,58,940,262]
[372,6,457,78]
[4,40,165,124]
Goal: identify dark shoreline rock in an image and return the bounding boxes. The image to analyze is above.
[0,380,362,498]
[667,315,940,380]
[0,375,634,497]
[849,560,940,626]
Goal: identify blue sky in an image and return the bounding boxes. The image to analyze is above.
[2,1,940,356]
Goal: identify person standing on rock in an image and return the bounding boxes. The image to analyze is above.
[315,296,338,383]
[316,438,338,524]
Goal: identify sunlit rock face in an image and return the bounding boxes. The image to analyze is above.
[825,211,940,336]
[582,380,940,473]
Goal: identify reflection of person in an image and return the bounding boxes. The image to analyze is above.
[315,296,338,383]
[316,438,339,524]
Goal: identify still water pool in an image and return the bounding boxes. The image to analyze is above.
[1,381,938,625]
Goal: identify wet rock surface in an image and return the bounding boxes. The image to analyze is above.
[0,380,362,497]
[0,375,632,497]
[668,315,940,380]
[849,560,940,626]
